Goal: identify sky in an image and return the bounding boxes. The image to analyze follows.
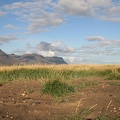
[0,0,120,64]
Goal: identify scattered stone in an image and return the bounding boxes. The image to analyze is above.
[22,100,26,103]
[10,116,14,119]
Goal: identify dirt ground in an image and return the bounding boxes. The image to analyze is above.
[0,79,120,120]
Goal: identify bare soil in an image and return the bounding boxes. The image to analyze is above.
[0,79,120,120]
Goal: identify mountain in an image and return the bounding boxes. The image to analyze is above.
[0,49,19,65]
[0,49,67,65]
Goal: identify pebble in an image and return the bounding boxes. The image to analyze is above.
[99,111,102,113]
[22,100,26,103]
[21,93,25,96]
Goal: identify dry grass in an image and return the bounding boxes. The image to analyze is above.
[0,64,120,71]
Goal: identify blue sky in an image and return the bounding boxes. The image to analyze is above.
[0,0,120,64]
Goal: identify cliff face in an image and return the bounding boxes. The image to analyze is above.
[0,49,67,65]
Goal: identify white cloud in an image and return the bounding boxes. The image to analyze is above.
[36,41,74,53]
[0,35,17,45]
[64,56,83,64]
[58,0,92,16]
[86,36,106,42]
[3,0,64,34]
[78,36,120,59]
[27,12,64,34]
[4,24,21,29]
[35,41,74,57]
[38,50,55,57]
[58,0,109,17]
[85,36,120,47]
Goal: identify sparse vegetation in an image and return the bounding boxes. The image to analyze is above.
[109,82,120,86]
[25,89,35,94]
[78,80,99,89]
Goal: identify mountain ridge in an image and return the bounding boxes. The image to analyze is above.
[0,49,67,65]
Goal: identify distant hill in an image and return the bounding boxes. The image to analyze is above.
[0,49,67,65]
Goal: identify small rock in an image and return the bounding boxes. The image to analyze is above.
[99,111,102,113]
[0,101,4,104]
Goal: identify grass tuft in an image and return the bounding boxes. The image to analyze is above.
[41,80,75,97]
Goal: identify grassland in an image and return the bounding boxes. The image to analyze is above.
[0,64,120,120]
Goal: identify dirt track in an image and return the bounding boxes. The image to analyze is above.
[0,79,120,120]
